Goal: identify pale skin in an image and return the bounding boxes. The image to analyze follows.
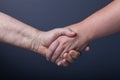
[48,0,120,66]
[0,12,83,65]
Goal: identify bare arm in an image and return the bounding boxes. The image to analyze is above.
[69,0,120,41]
[0,12,76,57]
[0,12,42,50]
[47,0,120,66]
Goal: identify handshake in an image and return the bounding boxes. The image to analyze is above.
[2,0,119,67]
[30,25,90,67]
[26,0,120,67]
[0,12,91,67]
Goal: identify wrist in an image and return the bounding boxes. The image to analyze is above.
[29,30,44,52]
[66,23,93,43]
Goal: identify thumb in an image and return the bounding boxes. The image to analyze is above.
[44,28,76,46]
[53,28,76,37]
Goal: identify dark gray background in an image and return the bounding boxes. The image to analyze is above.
[0,0,120,80]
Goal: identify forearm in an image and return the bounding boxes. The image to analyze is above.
[67,0,120,42]
[0,12,43,51]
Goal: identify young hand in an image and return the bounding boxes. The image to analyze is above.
[46,31,90,66]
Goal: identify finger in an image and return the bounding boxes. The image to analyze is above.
[46,40,59,60]
[57,59,69,67]
[51,44,64,63]
[55,57,63,66]
[69,50,81,59]
[84,45,90,52]
[55,46,71,63]
[63,53,74,63]
[60,59,69,67]
[55,56,68,66]
[57,60,63,66]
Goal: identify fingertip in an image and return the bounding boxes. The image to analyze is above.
[63,53,68,58]
[69,50,80,59]
[63,59,66,62]
[85,46,90,52]
[57,59,66,66]
[57,62,61,66]
[69,50,78,56]
[60,59,70,67]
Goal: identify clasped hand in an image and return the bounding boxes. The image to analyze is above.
[31,27,90,67]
